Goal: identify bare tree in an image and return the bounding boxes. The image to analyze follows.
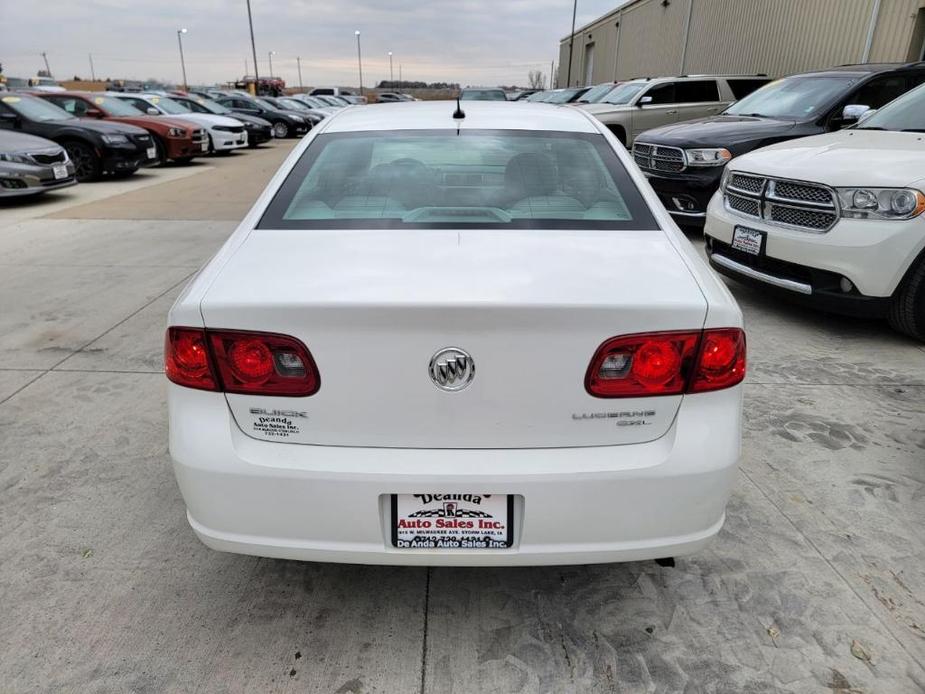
[527,70,546,90]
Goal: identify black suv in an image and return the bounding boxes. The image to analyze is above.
[633,63,925,227]
[214,95,310,139]
[0,93,155,181]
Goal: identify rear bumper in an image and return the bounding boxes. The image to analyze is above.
[169,384,742,566]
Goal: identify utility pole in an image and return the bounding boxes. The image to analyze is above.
[297,56,303,89]
[268,50,276,78]
[399,63,402,86]
[566,0,578,87]
[41,52,52,76]
[355,30,363,96]
[246,0,260,94]
[550,60,554,89]
[177,28,189,91]
[389,51,393,84]
[89,53,97,81]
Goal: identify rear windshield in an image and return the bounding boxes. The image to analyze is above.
[259,129,657,230]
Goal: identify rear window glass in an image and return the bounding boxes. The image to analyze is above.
[258,129,658,230]
[675,80,719,103]
[727,78,771,100]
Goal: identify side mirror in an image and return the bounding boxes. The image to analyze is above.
[146,107,159,116]
[86,108,104,118]
[857,108,877,125]
[638,95,653,107]
[840,103,871,125]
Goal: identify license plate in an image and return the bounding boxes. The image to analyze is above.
[52,164,68,180]
[391,494,513,550]
[146,146,156,160]
[731,226,765,256]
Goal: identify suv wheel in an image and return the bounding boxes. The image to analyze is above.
[273,121,289,138]
[888,254,925,341]
[63,141,101,182]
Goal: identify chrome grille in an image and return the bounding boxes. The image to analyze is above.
[632,142,686,173]
[29,151,66,165]
[191,128,208,144]
[726,193,761,218]
[767,204,837,230]
[728,173,764,195]
[770,180,835,206]
[723,171,838,232]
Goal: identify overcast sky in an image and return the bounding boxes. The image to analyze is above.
[3,0,624,88]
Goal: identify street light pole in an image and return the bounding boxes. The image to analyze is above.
[355,30,364,96]
[388,51,393,84]
[89,53,96,81]
[246,0,260,94]
[268,50,276,78]
[297,56,303,89]
[566,0,578,87]
[177,28,189,91]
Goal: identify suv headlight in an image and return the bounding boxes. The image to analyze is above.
[0,152,32,164]
[684,147,732,167]
[836,187,925,220]
[166,127,187,138]
[101,134,129,145]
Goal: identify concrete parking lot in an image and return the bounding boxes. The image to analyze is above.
[1,141,923,693]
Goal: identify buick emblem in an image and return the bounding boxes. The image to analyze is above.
[429,347,475,392]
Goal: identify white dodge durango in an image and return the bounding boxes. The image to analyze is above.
[705,84,925,341]
[165,101,746,566]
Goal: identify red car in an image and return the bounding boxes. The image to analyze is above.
[35,92,208,164]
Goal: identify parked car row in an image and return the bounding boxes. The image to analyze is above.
[0,86,354,197]
[503,63,925,339]
[559,61,924,341]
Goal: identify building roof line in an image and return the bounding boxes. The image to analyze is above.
[559,0,641,42]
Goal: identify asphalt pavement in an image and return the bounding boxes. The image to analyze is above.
[1,140,923,693]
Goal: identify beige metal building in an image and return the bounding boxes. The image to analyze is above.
[559,0,925,87]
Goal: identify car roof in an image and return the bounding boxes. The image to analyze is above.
[322,100,599,133]
[623,74,765,84]
[795,62,919,78]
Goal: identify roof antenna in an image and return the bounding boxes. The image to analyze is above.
[452,97,465,120]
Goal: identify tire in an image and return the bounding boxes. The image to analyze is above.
[272,121,289,138]
[152,136,167,165]
[888,254,925,341]
[63,140,101,182]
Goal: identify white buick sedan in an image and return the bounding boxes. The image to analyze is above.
[165,101,745,566]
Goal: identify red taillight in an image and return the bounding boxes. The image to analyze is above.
[689,328,746,393]
[165,327,319,397]
[585,328,745,398]
[165,327,217,391]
